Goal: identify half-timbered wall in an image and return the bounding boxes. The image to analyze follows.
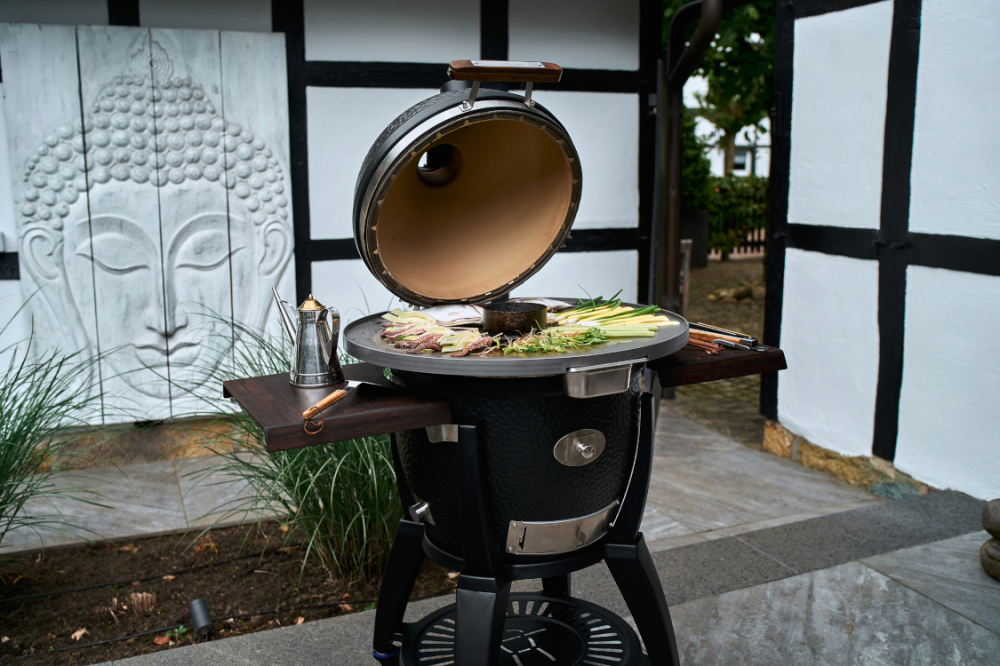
[0,1,661,425]
[764,0,1000,500]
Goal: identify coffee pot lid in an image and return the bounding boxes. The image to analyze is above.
[298,294,326,311]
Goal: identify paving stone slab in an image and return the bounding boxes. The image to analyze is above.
[863,530,1000,635]
[671,561,1000,666]
[740,489,984,574]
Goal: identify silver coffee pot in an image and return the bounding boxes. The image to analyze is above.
[272,287,344,387]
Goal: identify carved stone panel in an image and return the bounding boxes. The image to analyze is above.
[0,25,294,423]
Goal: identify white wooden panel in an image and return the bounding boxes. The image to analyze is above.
[147,28,232,418]
[0,1,106,26]
[76,26,168,422]
[306,87,436,239]
[895,267,1000,500]
[511,250,638,304]
[0,83,16,248]
[0,24,105,421]
[777,249,880,457]
[532,91,639,229]
[788,1,892,229]
[311,259,405,328]
[303,0,479,63]
[0,280,27,372]
[140,0,272,33]
[509,0,639,71]
[220,31,295,344]
[909,0,1000,240]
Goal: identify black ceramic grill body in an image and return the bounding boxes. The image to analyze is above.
[392,370,641,562]
[353,89,583,307]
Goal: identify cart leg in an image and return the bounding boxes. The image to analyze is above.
[455,574,511,666]
[372,518,426,663]
[604,535,680,666]
[541,573,572,597]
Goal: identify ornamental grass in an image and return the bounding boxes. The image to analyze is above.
[182,319,402,583]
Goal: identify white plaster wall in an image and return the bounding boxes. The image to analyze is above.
[0,1,106,25]
[909,0,1000,240]
[508,0,638,71]
[311,251,637,326]
[511,250,638,304]
[139,0,272,32]
[778,249,880,457]
[531,91,638,229]
[302,0,479,63]
[895,267,1000,500]
[787,1,892,229]
[311,258,405,327]
[306,87,437,240]
[307,88,638,237]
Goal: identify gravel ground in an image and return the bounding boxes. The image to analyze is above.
[671,257,768,449]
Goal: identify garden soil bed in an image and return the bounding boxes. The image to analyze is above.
[0,522,454,665]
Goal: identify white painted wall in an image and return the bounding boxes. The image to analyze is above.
[311,258,406,326]
[306,87,437,240]
[895,267,1000,500]
[302,0,479,63]
[909,0,1000,240]
[788,1,892,229]
[778,249,880,457]
[307,88,639,238]
[139,0,271,33]
[0,0,106,25]
[508,0,638,71]
[512,250,638,304]
[531,91,638,229]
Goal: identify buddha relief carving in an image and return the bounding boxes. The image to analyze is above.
[15,35,293,415]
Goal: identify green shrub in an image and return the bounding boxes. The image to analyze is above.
[681,108,713,211]
[708,175,768,253]
[187,321,402,583]
[0,317,106,551]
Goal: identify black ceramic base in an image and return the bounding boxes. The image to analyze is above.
[399,592,649,666]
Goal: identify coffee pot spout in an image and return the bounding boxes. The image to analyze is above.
[271,286,297,343]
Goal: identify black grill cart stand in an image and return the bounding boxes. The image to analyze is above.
[223,346,786,665]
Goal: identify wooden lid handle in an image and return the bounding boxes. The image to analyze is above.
[448,59,563,84]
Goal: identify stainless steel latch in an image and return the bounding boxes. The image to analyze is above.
[563,358,646,398]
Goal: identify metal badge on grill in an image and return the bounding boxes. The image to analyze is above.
[553,429,606,466]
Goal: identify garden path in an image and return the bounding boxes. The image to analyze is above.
[94,403,994,665]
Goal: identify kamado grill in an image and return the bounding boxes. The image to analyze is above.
[223,59,788,666]
[346,60,684,665]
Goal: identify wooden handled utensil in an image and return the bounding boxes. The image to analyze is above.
[302,380,362,434]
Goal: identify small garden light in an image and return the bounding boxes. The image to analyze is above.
[188,599,214,642]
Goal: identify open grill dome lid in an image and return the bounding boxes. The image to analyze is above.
[352,60,582,307]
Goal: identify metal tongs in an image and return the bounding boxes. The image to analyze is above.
[689,322,769,352]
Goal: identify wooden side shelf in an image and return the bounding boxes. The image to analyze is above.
[223,362,452,453]
[223,347,786,453]
[648,346,787,388]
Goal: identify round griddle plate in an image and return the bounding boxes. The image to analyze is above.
[400,592,649,666]
[343,301,688,378]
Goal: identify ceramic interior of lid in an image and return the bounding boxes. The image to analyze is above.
[371,115,577,304]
